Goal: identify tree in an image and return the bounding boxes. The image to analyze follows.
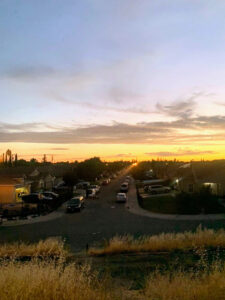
[63,170,78,187]
[77,157,105,181]
[42,154,47,163]
[30,158,38,164]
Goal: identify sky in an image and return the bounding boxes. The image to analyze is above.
[1,0,225,162]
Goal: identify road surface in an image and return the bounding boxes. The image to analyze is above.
[0,173,225,252]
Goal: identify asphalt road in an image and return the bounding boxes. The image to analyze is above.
[1,173,225,252]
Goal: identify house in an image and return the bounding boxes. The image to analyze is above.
[0,164,72,200]
[0,176,30,204]
[28,169,56,192]
[175,161,225,196]
[176,163,199,193]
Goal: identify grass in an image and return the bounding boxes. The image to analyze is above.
[1,254,225,299]
[0,260,121,300]
[139,191,225,215]
[0,237,68,258]
[140,195,178,214]
[1,235,225,299]
[89,227,225,256]
[144,263,225,300]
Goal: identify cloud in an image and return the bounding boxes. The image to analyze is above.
[0,122,59,132]
[113,153,133,157]
[215,102,225,107]
[1,66,56,81]
[0,114,225,145]
[156,93,201,118]
[145,149,216,157]
[49,147,69,151]
[49,93,153,115]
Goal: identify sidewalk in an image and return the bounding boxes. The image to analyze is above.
[1,201,67,227]
[126,180,225,221]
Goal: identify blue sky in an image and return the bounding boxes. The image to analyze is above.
[1,0,225,160]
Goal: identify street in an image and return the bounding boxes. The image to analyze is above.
[0,173,225,252]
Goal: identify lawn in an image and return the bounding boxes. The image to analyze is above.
[139,192,225,215]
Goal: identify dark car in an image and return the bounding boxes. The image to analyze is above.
[66,196,84,213]
[42,191,59,199]
[0,202,38,218]
[22,193,55,213]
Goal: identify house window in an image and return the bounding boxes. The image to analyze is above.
[188,184,194,193]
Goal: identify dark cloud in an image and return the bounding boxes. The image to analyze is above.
[156,93,202,118]
[0,122,59,132]
[50,147,69,151]
[1,66,56,80]
[113,153,133,157]
[0,115,225,145]
[145,150,216,157]
[106,86,144,104]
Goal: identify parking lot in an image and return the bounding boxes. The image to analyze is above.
[1,173,225,252]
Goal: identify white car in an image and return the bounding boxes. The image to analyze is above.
[148,185,171,195]
[116,193,127,203]
[90,185,100,193]
[125,176,131,182]
[87,188,97,198]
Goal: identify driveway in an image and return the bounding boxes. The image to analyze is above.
[1,174,225,252]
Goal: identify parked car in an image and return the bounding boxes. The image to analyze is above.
[76,182,90,190]
[66,196,84,213]
[73,188,86,198]
[42,191,59,200]
[148,185,171,195]
[120,182,129,193]
[22,193,57,211]
[125,176,131,182]
[87,188,97,198]
[102,179,110,185]
[116,193,127,203]
[90,184,101,193]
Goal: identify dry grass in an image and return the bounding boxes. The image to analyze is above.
[0,259,127,300]
[0,237,68,258]
[1,259,225,300]
[89,226,225,255]
[1,236,225,299]
[144,263,225,300]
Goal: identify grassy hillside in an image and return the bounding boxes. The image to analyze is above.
[1,229,225,299]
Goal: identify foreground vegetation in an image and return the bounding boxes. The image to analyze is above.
[89,227,225,255]
[0,237,68,258]
[145,263,225,300]
[0,260,119,300]
[1,229,225,299]
[1,253,225,299]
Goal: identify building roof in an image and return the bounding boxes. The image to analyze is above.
[0,176,23,186]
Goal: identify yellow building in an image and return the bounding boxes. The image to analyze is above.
[0,177,30,204]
